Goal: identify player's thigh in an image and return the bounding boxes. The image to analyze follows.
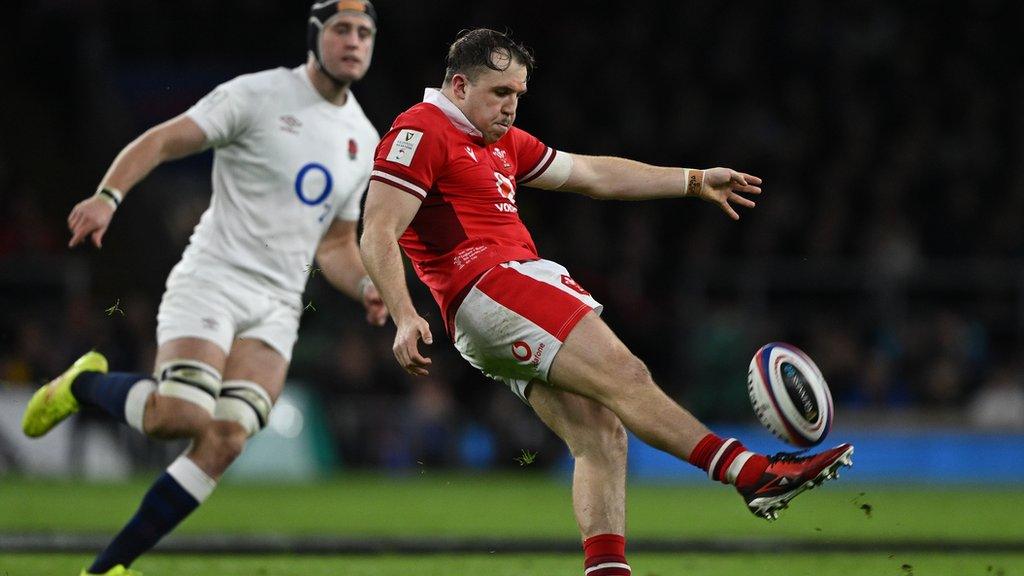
[546,311,650,401]
[222,337,289,402]
[155,337,228,370]
[528,380,626,457]
[149,337,228,436]
[453,260,601,389]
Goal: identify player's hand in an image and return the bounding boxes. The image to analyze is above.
[696,167,762,220]
[393,316,433,376]
[67,196,115,248]
[361,283,389,327]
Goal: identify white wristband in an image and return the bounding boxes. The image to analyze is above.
[95,186,124,210]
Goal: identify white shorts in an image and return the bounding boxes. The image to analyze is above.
[453,259,603,403]
[156,251,302,361]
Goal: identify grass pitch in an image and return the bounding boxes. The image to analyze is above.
[3,552,1023,576]
[1,473,1022,574]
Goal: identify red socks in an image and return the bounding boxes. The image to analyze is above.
[689,434,769,489]
[583,534,630,576]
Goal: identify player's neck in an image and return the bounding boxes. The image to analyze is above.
[306,62,351,106]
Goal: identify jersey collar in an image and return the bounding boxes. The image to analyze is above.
[423,88,483,140]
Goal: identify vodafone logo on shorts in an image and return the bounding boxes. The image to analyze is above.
[512,340,546,367]
[512,340,532,361]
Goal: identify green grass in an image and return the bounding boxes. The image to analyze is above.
[2,474,1023,575]
[2,553,1023,576]
[3,474,1022,542]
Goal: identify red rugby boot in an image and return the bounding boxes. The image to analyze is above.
[738,443,854,520]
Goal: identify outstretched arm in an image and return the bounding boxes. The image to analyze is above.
[315,219,388,326]
[68,114,208,248]
[359,181,434,376]
[555,154,763,220]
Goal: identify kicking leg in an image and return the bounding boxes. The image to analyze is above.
[528,382,631,576]
[547,311,853,520]
[547,312,709,460]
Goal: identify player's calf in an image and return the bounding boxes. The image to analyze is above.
[83,381,272,574]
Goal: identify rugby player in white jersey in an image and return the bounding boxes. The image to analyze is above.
[21,2,384,574]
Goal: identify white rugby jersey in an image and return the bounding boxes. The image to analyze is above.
[183,65,378,301]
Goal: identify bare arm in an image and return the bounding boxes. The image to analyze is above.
[359,181,433,375]
[315,219,388,326]
[68,114,208,248]
[558,154,763,220]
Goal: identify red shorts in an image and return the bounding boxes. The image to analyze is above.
[452,259,603,403]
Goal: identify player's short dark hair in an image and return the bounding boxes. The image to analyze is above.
[443,29,535,85]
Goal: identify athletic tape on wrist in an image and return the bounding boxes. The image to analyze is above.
[683,169,704,197]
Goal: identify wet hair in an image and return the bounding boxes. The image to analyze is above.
[442,28,535,85]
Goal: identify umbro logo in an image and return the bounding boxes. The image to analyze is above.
[465,146,477,162]
[779,477,790,486]
[279,115,302,134]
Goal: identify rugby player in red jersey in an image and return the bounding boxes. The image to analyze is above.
[361,29,854,576]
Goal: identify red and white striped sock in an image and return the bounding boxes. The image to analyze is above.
[583,533,630,576]
[688,434,768,489]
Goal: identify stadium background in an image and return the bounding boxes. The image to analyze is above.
[1,1,1023,574]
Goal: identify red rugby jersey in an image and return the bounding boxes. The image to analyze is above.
[371,89,557,322]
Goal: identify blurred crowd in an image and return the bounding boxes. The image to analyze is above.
[2,0,1022,472]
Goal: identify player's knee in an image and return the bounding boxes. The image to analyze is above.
[622,354,653,386]
[144,395,210,439]
[591,353,652,400]
[198,420,249,473]
[567,406,627,462]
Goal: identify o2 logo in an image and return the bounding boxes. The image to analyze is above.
[295,162,333,222]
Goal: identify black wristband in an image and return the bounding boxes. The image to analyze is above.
[97,187,121,208]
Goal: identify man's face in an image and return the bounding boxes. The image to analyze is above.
[455,53,528,144]
[319,12,376,82]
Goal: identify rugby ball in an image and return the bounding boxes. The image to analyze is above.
[747,342,833,448]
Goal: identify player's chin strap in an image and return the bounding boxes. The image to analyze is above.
[215,380,273,437]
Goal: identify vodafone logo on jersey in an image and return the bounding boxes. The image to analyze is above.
[494,172,518,212]
[512,340,532,361]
